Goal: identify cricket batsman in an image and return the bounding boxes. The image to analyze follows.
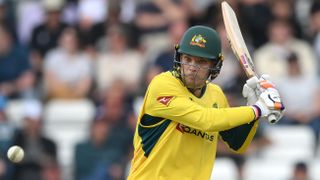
[127,25,285,180]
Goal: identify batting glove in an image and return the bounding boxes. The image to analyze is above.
[242,76,260,105]
[242,74,277,106]
[251,88,285,123]
[258,74,276,92]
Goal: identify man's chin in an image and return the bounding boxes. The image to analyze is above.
[185,82,204,90]
[182,76,205,89]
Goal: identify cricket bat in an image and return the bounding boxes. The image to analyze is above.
[221,1,277,123]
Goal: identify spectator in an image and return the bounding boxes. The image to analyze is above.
[96,81,133,143]
[0,0,17,42]
[254,18,317,80]
[134,0,190,58]
[269,0,303,39]
[15,0,45,44]
[95,81,133,178]
[95,24,145,95]
[276,52,320,142]
[12,99,58,180]
[309,1,320,74]
[0,24,35,99]
[76,0,106,56]
[134,0,186,35]
[291,161,309,180]
[41,159,61,180]
[74,120,114,180]
[96,81,129,123]
[29,0,67,83]
[239,0,272,48]
[43,26,93,100]
[75,116,131,180]
[92,0,138,50]
[153,19,189,72]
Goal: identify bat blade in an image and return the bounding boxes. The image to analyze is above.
[221,1,256,78]
[221,1,278,124]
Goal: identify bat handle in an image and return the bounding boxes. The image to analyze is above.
[268,114,277,124]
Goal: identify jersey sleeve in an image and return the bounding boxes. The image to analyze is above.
[144,75,257,132]
[217,87,260,153]
[219,120,259,153]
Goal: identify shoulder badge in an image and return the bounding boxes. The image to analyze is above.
[212,102,219,108]
[157,96,174,106]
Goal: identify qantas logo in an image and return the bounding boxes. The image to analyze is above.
[176,123,214,142]
[157,96,174,106]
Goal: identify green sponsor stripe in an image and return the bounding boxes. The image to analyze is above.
[138,114,171,157]
[219,120,256,150]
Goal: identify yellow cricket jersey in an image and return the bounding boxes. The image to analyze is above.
[127,71,259,180]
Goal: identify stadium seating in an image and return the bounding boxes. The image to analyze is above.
[243,159,294,180]
[244,159,320,180]
[43,99,95,180]
[243,125,317,180]
[210,157,238,180]
[310,160,320,180]
[257,125,316,163]
[5,99,26,127]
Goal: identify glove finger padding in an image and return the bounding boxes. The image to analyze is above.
[246,76,259,89]
[258,74,276,92]
[243,76,259,105]
[242,84,258,105]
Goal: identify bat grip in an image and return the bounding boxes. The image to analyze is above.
[268,114,277,124]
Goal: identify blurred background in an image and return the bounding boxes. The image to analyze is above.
[0,0,319,179]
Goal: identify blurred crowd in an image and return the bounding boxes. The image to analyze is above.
[0,0,320,179]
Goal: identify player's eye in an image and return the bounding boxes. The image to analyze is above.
[198,59,207,65]
[182,56,192,63]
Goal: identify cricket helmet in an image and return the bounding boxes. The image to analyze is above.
[174,25,224,81]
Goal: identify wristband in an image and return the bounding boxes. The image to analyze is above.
[251,105,261,120]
